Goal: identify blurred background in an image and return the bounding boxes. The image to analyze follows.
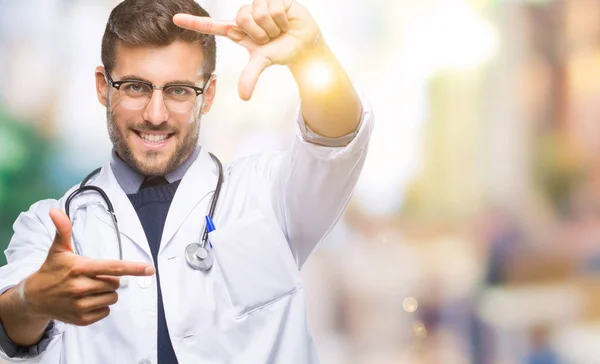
[2,0,600,363]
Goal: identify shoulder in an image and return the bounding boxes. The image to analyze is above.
[225,151,287,181]
[13,184,80,234]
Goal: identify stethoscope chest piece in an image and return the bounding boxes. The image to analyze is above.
[185,242,213,271]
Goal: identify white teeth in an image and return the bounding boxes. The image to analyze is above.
[139,132,168,143]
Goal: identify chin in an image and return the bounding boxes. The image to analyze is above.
[133,153,173,176]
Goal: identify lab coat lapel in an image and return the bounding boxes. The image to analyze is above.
[92,162,152,258]
[160,148,218,254]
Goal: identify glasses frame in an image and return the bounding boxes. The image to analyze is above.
[105,72,209,112]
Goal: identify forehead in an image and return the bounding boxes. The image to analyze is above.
[112,41,205,82]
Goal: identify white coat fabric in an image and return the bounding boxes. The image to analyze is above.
[0,104,373,364]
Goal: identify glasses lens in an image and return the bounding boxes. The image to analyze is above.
[118,81,152,110]
[163,85,197,113]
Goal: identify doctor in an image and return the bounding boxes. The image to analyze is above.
[0,0,372,363]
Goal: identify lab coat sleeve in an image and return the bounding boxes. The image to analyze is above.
[0,322,59,360]
[271,98,373,269]
[0,199,66,362]
[297,106,364,147]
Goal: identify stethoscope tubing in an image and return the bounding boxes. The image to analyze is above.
[65,152,223,268]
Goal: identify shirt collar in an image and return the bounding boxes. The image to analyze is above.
[110,146,201,194]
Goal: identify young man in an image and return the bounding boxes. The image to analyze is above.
[0,0,373,363]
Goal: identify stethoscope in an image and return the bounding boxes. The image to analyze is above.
[65,152,223,272]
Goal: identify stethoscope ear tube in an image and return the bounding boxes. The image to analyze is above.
[66,185,116,217]
[65,170,123,260]
[65,167,103,218]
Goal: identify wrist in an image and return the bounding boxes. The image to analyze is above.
[20,274,50,320]
[288,33,330,73]
[0,276,52,347]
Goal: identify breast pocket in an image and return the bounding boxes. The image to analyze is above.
[209,210,302,319]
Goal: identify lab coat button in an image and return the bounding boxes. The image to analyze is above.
[137,276,153,289]
[137,359,151,364]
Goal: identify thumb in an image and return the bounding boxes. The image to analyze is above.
[238,55,270,101]
[48,208,74,253]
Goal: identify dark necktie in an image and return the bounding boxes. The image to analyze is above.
[140,176,169,190]
[131,175,178,363]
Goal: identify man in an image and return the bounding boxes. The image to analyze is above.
[0,0,373,362]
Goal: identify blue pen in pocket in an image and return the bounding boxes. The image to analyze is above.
[205,215,216,248]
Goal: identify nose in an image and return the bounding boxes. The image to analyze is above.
[142,89,168,125]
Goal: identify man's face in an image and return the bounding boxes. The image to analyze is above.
[95,41,216,176]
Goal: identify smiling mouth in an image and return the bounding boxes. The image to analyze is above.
[134,130,175,143]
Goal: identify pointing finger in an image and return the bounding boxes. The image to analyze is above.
[80,259,155,277]
[173,14,235,37]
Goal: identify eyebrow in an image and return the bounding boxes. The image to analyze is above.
[117,74,198,87]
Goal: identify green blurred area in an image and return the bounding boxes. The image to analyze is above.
[0,107,60,265]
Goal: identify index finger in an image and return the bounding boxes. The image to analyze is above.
[173,14,235,37]
[80,258,155,277]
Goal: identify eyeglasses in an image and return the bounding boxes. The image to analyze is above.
[105,73,208,113]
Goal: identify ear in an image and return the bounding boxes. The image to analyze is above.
[200,74,217,114]
[95,66,109,107]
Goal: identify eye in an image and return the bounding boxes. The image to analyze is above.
[123,82,150,94]
[165,86,193,97]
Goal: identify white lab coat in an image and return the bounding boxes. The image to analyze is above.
[0,105,373,364]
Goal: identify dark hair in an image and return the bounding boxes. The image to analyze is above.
[101,0,216,80]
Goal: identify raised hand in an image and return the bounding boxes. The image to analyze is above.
[23,208,155,326]
[173,0,321,100]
